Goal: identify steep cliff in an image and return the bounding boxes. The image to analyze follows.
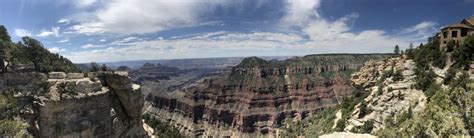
[294,36,474,137]
[345,57,427,132]
[145,54,391,137]
[0,72,149,137]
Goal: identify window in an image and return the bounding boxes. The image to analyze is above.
[461,28,468,37]
[443,32,448,38]
[452,31,458,38]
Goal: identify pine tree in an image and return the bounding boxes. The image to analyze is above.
[394,45,400,55]
[0,25,11,42]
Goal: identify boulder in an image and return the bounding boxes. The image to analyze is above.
[49,72,67,79]
[103,73,144,125]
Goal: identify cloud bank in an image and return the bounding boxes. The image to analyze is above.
[57,0,438,63]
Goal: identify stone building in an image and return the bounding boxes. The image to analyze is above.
[438,16,474,47]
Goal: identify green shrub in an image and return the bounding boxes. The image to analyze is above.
[452,35,474,70]
[449,72,470,90]
[0,119,27,136]
[334,119,346,132]
[444,68,457,85]
[0,88,20,119]
[414,67,437,92]
[408,36,448,69]
[143,114,184,137]
[358,102,370,118]
[57,82,78,98]
[392,70,404,81]
[377,85,383,96]
[359,120,374,133]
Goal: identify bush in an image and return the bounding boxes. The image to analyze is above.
[360,120,374,133]
[444,68,457,85]
[143,114,184,137]
[57,82,78,98]
[334,119,346,132]
[449,72,470,90]
[408,36,447,69]
[392,70,404,81]
[358,102,370,118]
[452,35,474,70]
[414,67,437,92]
[377,85,383,96]
[0,88,20,119]
[0,119,27,136]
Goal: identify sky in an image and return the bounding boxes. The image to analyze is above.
[0,0,473,63]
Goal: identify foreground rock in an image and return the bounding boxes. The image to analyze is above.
[1,71,149,137]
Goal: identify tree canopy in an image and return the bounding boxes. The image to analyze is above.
[0,25,78,73]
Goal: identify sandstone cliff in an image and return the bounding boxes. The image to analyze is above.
[345,57,427,132]
[145,54,390,137]
[0,71,149,137]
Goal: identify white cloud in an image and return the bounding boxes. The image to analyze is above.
[65,31,305,63]
[398,21,438,43]
[280,0,321,28]
[58,19,70,24]
[37,27,60,37]
[70,22,105,35]
[75,0,97,8]
[14,29,32,37]
[61,0,436,63]
[68,0,231,35]
[99,38,106,42]
[111,36,141,45]
[402,21,437,34]
[49,47,66,53]
[58,39,69,43]
[81,44,104,49]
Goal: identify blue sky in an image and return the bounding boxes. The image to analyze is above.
[1,0,473,63]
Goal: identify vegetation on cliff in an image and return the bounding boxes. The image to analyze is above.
[143,114,184,137]
[281,90,370,137]
[378,35,474,136]
[283,34,474,137]
[0,25,78,73]
[0,88,27,136]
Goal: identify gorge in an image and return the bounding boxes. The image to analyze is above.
[143,54,391,137]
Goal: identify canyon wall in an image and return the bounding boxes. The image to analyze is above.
[145,54,391,137]
[0,72,149,137]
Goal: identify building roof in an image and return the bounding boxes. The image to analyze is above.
[466,16,474,25]
[442,15,474,30]
[442,23,473,30]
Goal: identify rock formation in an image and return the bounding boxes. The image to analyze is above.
[145,54,391,137]
[0,71,149,137]
[345,57,427,132]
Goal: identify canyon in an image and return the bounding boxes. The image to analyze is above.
[143,54,391,137]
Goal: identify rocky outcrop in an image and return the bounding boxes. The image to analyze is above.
[344,57,427,132]
[1,71,148,137]
[145,54,391,137]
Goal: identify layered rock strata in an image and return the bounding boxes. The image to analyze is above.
[1,71,148,137]
[145,54,391,136]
